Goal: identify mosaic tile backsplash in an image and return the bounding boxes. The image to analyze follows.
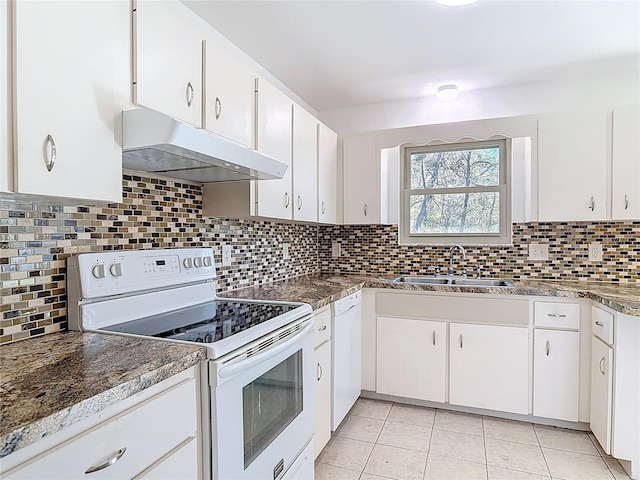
[0,173,318,345]
[319,223,640,282]
[1,171,638,345]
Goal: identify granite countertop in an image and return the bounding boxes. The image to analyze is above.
[222,273,640,317]
[0,332,206,458]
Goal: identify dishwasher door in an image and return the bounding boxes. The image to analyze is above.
[331,291,362,430]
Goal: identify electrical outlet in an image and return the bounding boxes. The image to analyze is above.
[528,243,549,261]
[331,241,341,258]
[222,244,233,267]
[283,243,290,260]
[589,243,603,261]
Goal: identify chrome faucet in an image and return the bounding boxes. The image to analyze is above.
[448,244,467,276]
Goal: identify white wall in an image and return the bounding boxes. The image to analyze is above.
[318,72,640,136]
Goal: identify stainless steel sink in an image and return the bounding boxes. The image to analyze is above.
[391,275,513,287]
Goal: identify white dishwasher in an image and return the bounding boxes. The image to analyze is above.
[331,290,362,430]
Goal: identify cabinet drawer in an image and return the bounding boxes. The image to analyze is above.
[534,302,580,329]
[592,306,614,345]
[5,379,198,479]
[313,306,331,348]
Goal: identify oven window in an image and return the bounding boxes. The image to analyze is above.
[242,349,303,469]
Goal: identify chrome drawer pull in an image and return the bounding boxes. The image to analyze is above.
[595,321,604,327]
[317,362,323,381]
[547,313,567,318]
[85,448,126,474]
[318,325,327,332]
[599,357,606,375]
[45,134,56,172]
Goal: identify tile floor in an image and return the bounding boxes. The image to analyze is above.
[315,398,630,480]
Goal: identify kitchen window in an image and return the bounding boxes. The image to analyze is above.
[399,139,511,245]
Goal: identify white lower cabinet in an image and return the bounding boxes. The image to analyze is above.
[376,317,446,402]
[1,368,201,480]
[533,329,580,421]
[313,306,332,458]
[591,335,614,454]
[449,323,529,415]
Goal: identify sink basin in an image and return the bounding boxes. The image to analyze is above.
[391,275,513,287]
[391,276,451,285]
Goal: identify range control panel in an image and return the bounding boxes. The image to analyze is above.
[69,248,216,299]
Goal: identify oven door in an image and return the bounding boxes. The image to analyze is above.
[209,316,315,480]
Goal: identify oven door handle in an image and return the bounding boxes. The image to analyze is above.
[218,319,313,379]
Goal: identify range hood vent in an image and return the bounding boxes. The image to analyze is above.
[122,109,287,182]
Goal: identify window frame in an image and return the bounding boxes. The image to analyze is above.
[399,138,512,246]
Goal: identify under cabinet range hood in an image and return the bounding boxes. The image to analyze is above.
[121,109,287,182]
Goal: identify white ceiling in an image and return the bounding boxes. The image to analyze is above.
[183,0,640,112]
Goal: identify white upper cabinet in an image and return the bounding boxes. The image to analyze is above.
[1,0,10,193]
[255,78,293,220]
[134,0,203,127]
[292,104,318,222]
[203,39,255,148]
[538,111,608,221]
[343,135,381,224]
[10,0,126,202]
[317,123,338,224]
[612,105,640,220]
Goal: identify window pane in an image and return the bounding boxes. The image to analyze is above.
[409,147,500,189]
[409,192,500,234]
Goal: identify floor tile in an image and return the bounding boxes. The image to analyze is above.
[487,465,551,479]
[377,421,432,452]
[337,415,385,443]
[386,404,435,427]
[424,454,487,480]
[534,425,600,456]
[601,456,631,480]
[485,438,549,476]
[434,410,484,436]
[314,462,361,480]
[542,448,615,480]
[363,444,427,480]
[316,436,374,472]
[428,429,486,464]
[359,473,395,480]
[350,398,393,420]
[483,416,538,446]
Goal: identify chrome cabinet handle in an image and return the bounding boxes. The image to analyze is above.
[186,82,194,107]
[85,448,126,474]
[595,321,604,327]
[546,340,550,356]
[317,362,323,381]
[589,196,595,211]
[547,313,567,318]
[215,96,222,119]
[599,357,605,375]
[432,330,436,346]
[284,192,290,208]
[624,194,629,210]
[45,134,56,172]
[364,204,368,216]
[459,334,463,349]
[297,195,303,210]
[321,201,326,215]
[318,325,327,332]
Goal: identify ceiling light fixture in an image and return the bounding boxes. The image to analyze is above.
[436,84,459,101]
[436,0,479,6]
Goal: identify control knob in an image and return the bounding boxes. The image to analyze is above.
[194,257,203,268]
[91,264,106,279]
[109,263,123,277]
[203,256,213,267]
[183,258,194,269]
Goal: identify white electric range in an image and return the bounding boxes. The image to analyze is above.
[67,248,315,480]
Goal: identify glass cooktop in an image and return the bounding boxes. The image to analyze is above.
[100,299,300,344]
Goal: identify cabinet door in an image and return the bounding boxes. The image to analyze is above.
[538,112,608,221]
[314,341,332,459]
[533,329,579,421]
[449,323,528,414]
[138,437,199,479]
[612,105,640,220]
[318,123,338,224]
[343,135,380,224]
[13,0,125,202]
[255,78,292,220]
[590,336,613,455]
[204,39,255,148]
[134,0,203,127]
[292,104,318,222]
[377,317,447,402]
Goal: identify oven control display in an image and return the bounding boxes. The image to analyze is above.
[143,255,180,277]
